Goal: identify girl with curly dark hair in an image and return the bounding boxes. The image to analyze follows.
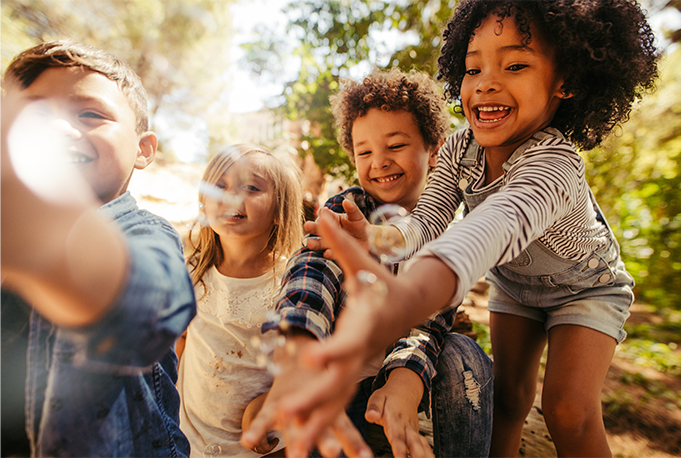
[248,2,660,456]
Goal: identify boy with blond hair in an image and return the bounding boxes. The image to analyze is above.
[2,41,196,457]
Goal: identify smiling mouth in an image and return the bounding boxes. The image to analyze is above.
[475,106,511,123]
[374,174,403,184]
[219,211,245,221]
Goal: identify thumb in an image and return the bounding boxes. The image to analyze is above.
[342,198,365,221]
[365,392,386,424]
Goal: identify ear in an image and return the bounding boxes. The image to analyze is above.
[427,141,442,168]
[135,132,157,170]
[557,84,574,100]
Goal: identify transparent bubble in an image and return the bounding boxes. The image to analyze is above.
[203,443,221,458]
[250,331,287,376]
[367,204,410,263]
[7,101,94,205]
[347,270,389,312]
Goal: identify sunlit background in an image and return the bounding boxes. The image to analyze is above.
[2,1,681,456]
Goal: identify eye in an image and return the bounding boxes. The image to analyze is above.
[507,64,528,72]
[356,150,371,157]
[389,144,406,150]
[243,184,260,193]
[80,111,105,119]
[465,68,480,76]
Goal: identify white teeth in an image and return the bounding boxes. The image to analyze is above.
[375,175,400,183]
[477,106,508,112]
[67,156,90,164]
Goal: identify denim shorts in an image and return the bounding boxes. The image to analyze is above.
[486,239,635,343]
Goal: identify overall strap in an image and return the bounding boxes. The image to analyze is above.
[502,127,564,173]
[459,133,483,190]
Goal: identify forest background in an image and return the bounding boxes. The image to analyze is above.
[2,0,681,456]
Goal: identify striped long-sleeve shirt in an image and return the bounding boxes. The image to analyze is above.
[396,127,610,308]
[262,187,455,413]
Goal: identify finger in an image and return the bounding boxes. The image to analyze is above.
[303,219,320,236]
[316,428,342,458]
[281,374,356,456]
[331,413,373,458]
[241,402,278,449]
[316,212,383,279]
[342,198,365,222]
[404,431,434,458]
[364,392,386,425]
[284,409,338,458]
[384,421,408,458]
[306,236,327,251]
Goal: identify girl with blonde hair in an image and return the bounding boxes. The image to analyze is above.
[177,144,303,458]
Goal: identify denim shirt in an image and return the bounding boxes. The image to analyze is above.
[25,192,197,457]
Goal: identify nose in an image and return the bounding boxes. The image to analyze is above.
[371,149,391,170]
[475,70,501,94]
[51,118,82,140]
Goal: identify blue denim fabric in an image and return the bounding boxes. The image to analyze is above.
[25,192,196,457]
[344,333,493,458]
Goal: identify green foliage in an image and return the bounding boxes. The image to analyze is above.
[617,339,681,376]
[583,46,681,310]
[472,321,492,356]
[2,0,236,160]
[243,0,458,179]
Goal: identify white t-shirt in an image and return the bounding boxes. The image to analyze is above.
[178,260,286,458]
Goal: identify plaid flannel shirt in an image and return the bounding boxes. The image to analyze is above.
[262,187,456,412]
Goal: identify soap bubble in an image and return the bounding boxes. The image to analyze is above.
[367,204,410,263]
[250,332,289,376]
[7,101,94,205]
[203,443,221,458]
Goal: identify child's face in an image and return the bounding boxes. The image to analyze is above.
[15,67,155,203]
[461,15,566,158]
[352,108,438,211]
[204,153,277,247]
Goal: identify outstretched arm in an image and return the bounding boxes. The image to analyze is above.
[1,93,127,328]
[271,212,458,454]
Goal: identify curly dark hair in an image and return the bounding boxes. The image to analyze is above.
[437,0,659,150]
[331,68,451,163]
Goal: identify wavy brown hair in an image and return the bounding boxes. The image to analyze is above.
[331,67,450,163]
[3,40,149,134]
[437,0,659,150]
[186,144,304,290]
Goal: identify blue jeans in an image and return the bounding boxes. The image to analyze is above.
[345,333,493,457]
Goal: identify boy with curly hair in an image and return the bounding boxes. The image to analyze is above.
[243,68,493,458]
[2,41,196,457]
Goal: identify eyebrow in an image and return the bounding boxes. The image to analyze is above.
[466,43,538,59]
[354,130,411,148]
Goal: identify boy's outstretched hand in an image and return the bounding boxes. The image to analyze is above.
[304,198,371,258]
[365,368,434,458]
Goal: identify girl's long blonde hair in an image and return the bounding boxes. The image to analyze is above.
[186,144,304,289]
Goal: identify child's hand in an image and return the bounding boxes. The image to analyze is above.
[241,332,372,458]
[282,211,457,455]
[304,198,371,258]
[242,393,280,455]
[365,368,433,458]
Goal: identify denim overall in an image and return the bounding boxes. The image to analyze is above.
[459,128,634,342]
